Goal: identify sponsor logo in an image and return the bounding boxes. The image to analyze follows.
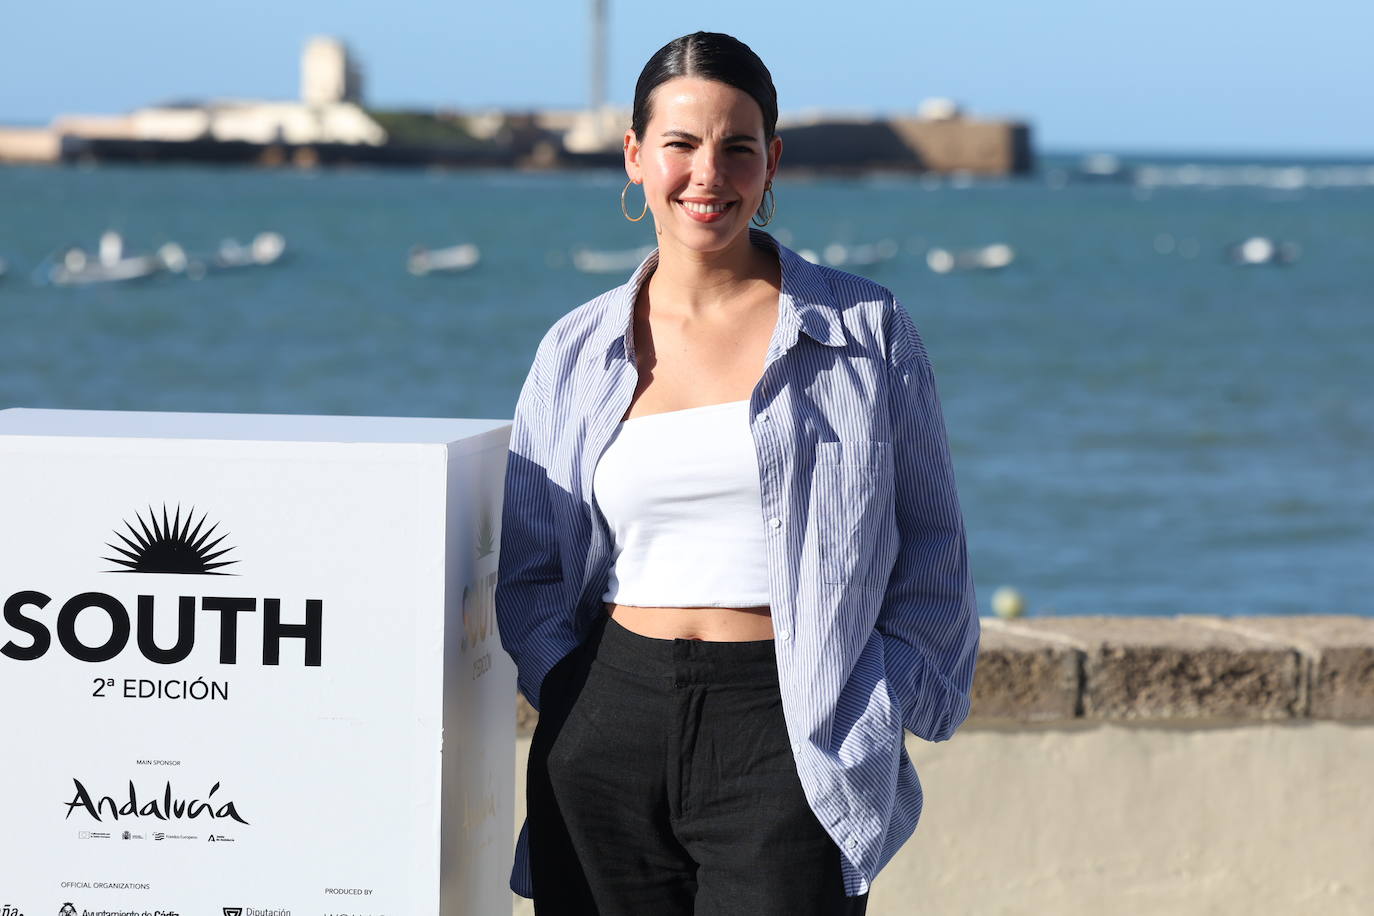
[63,779,248,825]
[223,909,244,916]
[461,501,499,657]
[104,504,238,575]
[2,593,322,666]
[2,502,325,667]
[206,834,237,843]
[58,906,77,916]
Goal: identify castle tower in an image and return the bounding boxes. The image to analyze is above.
[301,36,363,105]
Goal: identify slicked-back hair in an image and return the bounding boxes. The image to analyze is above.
[631,32,778,144]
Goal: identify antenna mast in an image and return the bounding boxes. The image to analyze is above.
[591,0,607,112]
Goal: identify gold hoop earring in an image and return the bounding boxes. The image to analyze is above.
[621,179,648,222]
[752,181,776,227]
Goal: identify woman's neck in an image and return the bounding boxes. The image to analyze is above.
[647,231,779,314]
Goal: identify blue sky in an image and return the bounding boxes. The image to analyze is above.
[3,0,1370,154]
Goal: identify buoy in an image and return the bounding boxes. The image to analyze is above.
[991,586,1026,619]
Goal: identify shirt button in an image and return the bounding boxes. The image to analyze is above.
[777,629,791,640]
[768,517,781,529]
[791,741,803,753]
[759,412,770,422]
[847,838,859,849]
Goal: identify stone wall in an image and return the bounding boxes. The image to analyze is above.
[515,615,1374,735]
[511,616,1374,914]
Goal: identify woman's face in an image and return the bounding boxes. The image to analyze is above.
[625,76,782,254]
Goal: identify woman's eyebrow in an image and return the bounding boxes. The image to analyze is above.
[660,129,758,144]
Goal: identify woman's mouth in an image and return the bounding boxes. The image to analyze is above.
[677,199,737,223]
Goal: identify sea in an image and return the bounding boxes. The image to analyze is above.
[1,153,1370,618]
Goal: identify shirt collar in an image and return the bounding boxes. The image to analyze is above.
[588,227,848,361]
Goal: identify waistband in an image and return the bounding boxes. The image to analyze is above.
[584,612,779,686]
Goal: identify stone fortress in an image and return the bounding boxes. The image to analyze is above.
[0,34,1031,175]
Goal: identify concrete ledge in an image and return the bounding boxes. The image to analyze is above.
[969,625,1081,721]
[515,615,1374,734]
[985,616,1303,720]
[1182,615,1374,719]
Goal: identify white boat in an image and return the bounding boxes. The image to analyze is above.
[818,239,899,269]
[211,232,287,270]
[1227,236,1300,266]
[926,243,1015,274]
[1075,153,1131,183]
[795,240,900,269]
[407,242,480,276]
[571,244,655,274]
[48,232,164,286]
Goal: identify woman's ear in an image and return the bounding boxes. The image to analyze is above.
[624,128,642,184]
[767,135,784,183]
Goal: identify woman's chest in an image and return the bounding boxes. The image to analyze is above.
[623,298,778,418]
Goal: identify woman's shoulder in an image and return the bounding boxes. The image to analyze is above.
[777,244,918,365]
[806,260,897,309]
[529,281,633,371]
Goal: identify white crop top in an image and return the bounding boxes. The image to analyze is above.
[592,399,771,607]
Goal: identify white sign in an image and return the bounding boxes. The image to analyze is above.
[0,408,516,916]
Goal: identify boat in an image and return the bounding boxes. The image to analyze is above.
[210,231,287,270]
[926,243,1015,274]
[795,239,899,269]
[163,232,286,280]
[822,239,899,269]
[1227,236,1300,266]
[407,242,480,276]
[1074,153,1132,183]
[571,244,655,274]
[47,231,165,287]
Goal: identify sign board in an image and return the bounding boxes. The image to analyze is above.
[0,408,516,916]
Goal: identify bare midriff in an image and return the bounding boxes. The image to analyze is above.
[605,602,774,641]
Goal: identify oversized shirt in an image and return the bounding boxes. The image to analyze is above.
[495,227,980,898]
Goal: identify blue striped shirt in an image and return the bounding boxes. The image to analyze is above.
[495,227,980,898]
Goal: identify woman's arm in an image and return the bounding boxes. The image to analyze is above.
[494,347,580,713]
[877,298,981,742]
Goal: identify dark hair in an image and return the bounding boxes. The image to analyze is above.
[631,32,778,144]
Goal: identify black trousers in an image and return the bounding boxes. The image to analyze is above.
[528,612,870,915]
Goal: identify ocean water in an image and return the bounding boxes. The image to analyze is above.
[1,157,1370,617]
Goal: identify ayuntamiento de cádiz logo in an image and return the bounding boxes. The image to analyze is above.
[103,504,238,575]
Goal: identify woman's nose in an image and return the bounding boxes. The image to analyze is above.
[691,147,724,187]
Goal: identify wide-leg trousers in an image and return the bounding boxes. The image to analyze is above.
[527,611,870,915]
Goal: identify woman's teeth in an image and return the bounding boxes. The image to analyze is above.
[681,201,732,214]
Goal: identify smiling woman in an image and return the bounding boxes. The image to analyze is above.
[623,35,780,248]
[495,29,980,916]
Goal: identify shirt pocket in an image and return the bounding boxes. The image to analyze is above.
[813,438,894,589]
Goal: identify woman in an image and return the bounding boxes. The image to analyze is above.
[495,31,980,916]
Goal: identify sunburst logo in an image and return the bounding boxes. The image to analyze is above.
[476,503,495,559]
[103,504,238,575]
